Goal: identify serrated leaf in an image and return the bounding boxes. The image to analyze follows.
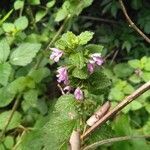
[72,68,88,79]
[0,63,11,86]
[88,70,111,95]
[0,111,21,131]
[43,94,78,150]
[86,44,104,53]
[10,43,41,66]
[14,16,28,30]
[78,31,94,45]
[14,0,24,10]
[69,53,85,69]
[0,38,10,63]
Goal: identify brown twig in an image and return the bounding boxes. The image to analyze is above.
[110,50,119,65]
[80,16,118,24]
[119,0,150,44]
[83,135,150,150]
[81,81,150,140]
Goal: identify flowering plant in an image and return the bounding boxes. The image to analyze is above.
[50,31,110,101]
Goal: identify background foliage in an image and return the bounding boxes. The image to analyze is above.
[0,0,149,150]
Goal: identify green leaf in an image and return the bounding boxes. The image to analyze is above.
[4,136,14,149]
[69,53,85,69]
[0,64,11,85]
[7,76,35,95]
[35,10,47,22]
[55,8,68,22]
[78,31,94,45]
[28,68,50,83]
[14,16,28,30]
[85,44,104,53]
[131,101,142,111]
[14,0,24,10]
[28,0,40,5]
[0,144,5,150]
[143,121,150,135]
[88,70,111,95]
[0,38,10,63]
[46,0,55,8]
[109,87,124,101]
[22,89,38,112]
[0,87,15,107]
[123,84,134,94]
[2,23,15,32]
[113,63,134,78]
[0,63,11,86]
[141,72,150,82]
[129,74,141,84]
[18,129,44,150]
[72,68,88,79]
[112,114,132,135]
[0,111,21,131]
[10,43,41,66]
[128,59,141,69]
[43,94,78,150]
[144,58,150,71]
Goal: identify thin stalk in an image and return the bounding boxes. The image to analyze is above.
[0,94,21,139]
[34,16,70,69]
[83,135,150,150]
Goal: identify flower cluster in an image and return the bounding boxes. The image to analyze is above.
[50,48,103,100]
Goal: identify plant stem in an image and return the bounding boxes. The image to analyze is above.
[83,135,150,150]
[46,16,70,50]
[0,94,21,139]
[119,0,150,44]
[34,16,70,69]
[81,81,150,140]
[12,131,26,150]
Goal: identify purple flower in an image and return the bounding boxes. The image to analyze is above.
[88,53,103,73]
[56,67,69,85]
[87,63,95,74]
[50,48,63,62]
[89,53,103,66]
[74,87,84,100]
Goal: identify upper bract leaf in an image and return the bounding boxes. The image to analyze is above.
[10,43,41,66]
[78,31,94,45]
